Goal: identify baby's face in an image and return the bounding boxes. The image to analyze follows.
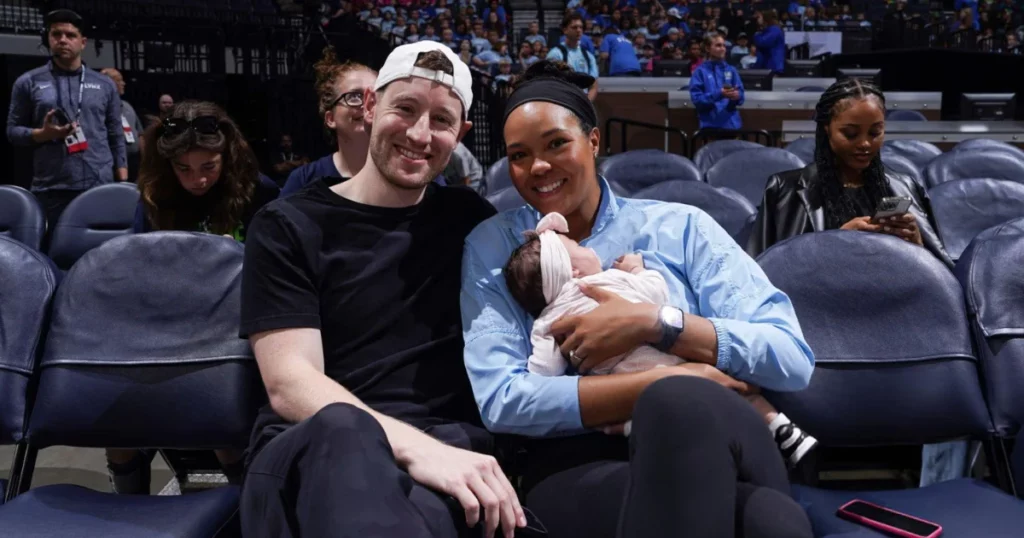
[558,235,603,278]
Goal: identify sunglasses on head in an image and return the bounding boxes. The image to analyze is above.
[162,115,220,137]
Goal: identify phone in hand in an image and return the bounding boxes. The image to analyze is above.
[52,109,70,126]
[873,196,913,221]
[722,83,734,90]
[837,500,942,538]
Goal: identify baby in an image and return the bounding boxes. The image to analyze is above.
[504,213,817,471]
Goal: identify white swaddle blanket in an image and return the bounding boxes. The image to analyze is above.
[527,268,683,377]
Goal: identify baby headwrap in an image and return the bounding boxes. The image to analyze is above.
[537,212,573,303]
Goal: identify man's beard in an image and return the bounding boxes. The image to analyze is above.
[368,134,447,191]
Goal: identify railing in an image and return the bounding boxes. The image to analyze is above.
[604,118,689,157]
[691,129,776,153]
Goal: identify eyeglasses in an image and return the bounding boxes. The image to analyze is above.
[162,115,220,138]
[330,91,364,109]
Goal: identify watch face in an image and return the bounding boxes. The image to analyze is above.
[661,306,684,329]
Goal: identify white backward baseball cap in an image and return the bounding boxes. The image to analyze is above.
[373,41,473,117]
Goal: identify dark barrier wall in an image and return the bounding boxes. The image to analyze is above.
[822,49,1024,120]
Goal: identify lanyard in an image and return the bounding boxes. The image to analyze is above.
[52,62,85,123]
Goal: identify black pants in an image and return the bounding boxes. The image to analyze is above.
[240,403,468,538]
[34,188,82,248]
[524,376,812,538]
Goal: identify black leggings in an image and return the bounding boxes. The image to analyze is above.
[524,376,812,538]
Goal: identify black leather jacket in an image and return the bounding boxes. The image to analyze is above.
[746,164,952,267]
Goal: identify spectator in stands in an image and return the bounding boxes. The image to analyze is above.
[444,141,485,190]
[458,39,474,65]
[270,134,308,185]
[473,42,511,70]
[471,20,492,53]
[532,39,547,59]
[238,41,526,538]
[442,28,458,49]
[100,67,144,182]
[689,32,744,130]
[110,101,278,494]
[421,23,439,42]
[6,9,128,238]
[686,40,704,73]
[524,20,547,47]
[548,13,600,101]
[462,61,814,538]
[405,23,421,43]
[730,32,750,62]
[600,27,642,76]
[158,94,175,121]
[753,9,786,74]
[134,101,279,239]
[281,47,377,196]
[747,78,949,267]
[518,41,540,67]
[485,11,507,39]
[741,44,758,69]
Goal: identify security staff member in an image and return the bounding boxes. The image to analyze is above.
[5,9,127,232]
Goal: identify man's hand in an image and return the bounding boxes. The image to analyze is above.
[551,284,659,373]
[33,109,75,143]
[612,253,645,274]
[723,88,741,101]
[404,440,526,538]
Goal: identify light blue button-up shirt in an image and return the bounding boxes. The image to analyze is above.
[460,179,814,437]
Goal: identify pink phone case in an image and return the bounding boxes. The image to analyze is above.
[837,500,943,538]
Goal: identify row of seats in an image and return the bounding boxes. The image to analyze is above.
[486,157,1024,260]
[484,138,1024,201]
[0,232,256,536]
[0,183,138,270]
[759,219,1024,536]
[3,219,1024,536]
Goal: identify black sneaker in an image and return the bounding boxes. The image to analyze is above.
[774,422,819,471]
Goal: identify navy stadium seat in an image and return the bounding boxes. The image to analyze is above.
[705,148,806,207]
[484,157,510,195]
[955,217,1024,491]
[487,186,527,212]
[886,109,928,121]
[795,86,826,92]
[0,185,45,251]
[953,139,1024,160]
[0,236,59,502]
[692,139,763,173]
[930,179,1024,261]
[924,149,1024,189]
[632,180,757,244]
[598,149,702,194]
[0,232,264,536]
[881,140,941,173]
[47,183,139,270]
[881,153,926,190]
[757,231,1024,537]
[785,138,816,165]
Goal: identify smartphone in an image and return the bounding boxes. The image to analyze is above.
[722,83,734,90]
[52,109,70,126]
[873,196,913,220]
[837,500,942,538]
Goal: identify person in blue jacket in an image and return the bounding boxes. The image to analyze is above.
[689,32,744,130]
[753,9,786,74]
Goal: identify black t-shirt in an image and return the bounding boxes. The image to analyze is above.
[240,180,496,455]
[829,186,878,229]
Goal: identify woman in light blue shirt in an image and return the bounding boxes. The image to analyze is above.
[461,61,815,537]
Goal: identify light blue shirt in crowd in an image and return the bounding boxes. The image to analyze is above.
[460,179,815,437]
[546,43,599,78]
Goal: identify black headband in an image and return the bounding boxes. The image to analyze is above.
[503,77,598,129]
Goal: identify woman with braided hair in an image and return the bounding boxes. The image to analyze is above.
[747,78,950,266]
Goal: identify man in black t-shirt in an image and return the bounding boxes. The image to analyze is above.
[238,41,526,538]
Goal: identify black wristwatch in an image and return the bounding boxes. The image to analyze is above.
[653,305,685,353]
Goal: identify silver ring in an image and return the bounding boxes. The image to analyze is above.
[569,350,585,366]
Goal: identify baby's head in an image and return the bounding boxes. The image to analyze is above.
[504,230,602,317]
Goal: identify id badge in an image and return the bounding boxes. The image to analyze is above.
[121,115,136,144]
[65,124,89,154]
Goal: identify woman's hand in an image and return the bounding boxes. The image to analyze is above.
[875,213,923,246]
[839,216,883,233]
[550,284,659,374]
